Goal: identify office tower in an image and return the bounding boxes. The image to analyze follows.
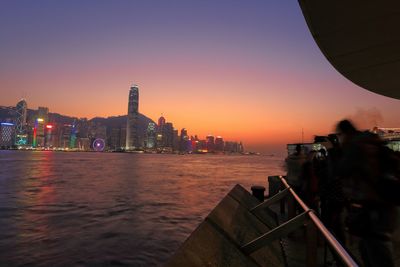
[32,107,49,147]
[33,118,45,147]
[157,115,170,150]
[146,122,156,148]
[164,122,174,148]
[158,115,166,128]
[156,132,163,148]
[38,107,49,123]
[156,115,165,148]
[192,139,199,152]
[78,138,91,151]
[206,135,215,152]
[120,126,126,149]
[70,123,77,149]
[180,128,189,152]
[156,115,166,148]
[45,124,54,147]
[15,99,27,145]
[61,124,72,148]
[110,128,122,150]
[215,136,224,151]
[0,122,15,147]
[199,140,207,151]
[126,85,139,150]
[173,130,179,151]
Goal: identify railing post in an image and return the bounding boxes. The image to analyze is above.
[251,185,265,202]
[287,193,296,219]
[267,176,286,214]
[306,216,318,267]
[277,175,358,267]
[280,182,286,215]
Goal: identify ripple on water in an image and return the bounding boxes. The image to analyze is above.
[0,152,284,266]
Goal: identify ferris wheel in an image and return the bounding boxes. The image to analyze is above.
[92,138,105,152]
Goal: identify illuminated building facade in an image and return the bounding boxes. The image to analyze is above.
[146,122,157,148]
[32,107,49,148]
[70,123,77,149]
[126,85,139,150]
[198,140,207,151]
[61,124,72,148]
[45,124,54,147]
[372,127,400,152]
[38,107,49,124]
[15,99,28,145]
[156,116,175,149]
[33,118,45,147]
[0,122,15,147]
[180,128,189,152]
[156,116,163,148]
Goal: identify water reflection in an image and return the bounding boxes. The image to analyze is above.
[0,152,284,266]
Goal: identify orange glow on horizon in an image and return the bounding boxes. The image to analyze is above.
[3,53,400,153]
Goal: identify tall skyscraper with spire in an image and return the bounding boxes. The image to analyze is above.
[126,84,139,150]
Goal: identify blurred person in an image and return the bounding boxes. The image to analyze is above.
[285,144,307,218]
[301,150,319,210]
[336,119,399,267]
[316,136,347,244]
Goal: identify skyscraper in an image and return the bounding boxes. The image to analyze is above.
[180,128,189,152]
[156,115,167,148]
[206,135,215,152]
[37,107,49,123]
[33,107,49,147]
[33,118,45,147]
[145,122,156,148]
[15,99,27,145]
[45,124,54,147]
[215,136,224,151]
[164,122,174,148]
[0,122,15,148]
[158,115,166,128]
[126,84,139,150]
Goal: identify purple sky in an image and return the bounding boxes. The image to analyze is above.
[1,0,399,153]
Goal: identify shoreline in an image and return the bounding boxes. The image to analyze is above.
[0,148,264,156]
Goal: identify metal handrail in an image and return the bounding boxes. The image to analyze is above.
[278,175,358,267]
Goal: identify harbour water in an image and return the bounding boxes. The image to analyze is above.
[0,151,284,266]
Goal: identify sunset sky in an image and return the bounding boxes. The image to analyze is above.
[1,0,399,153]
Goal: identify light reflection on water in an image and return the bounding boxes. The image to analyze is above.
[0,151,284,266]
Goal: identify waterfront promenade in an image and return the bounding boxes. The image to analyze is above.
[268,176,400,267]
[168,175,399,266]
[276,203,400,266]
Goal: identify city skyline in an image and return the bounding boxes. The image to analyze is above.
[0,93,245,154]
[1,1,400,153]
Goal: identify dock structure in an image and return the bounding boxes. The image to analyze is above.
[167,184,285,266]
[168,176,400,266]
